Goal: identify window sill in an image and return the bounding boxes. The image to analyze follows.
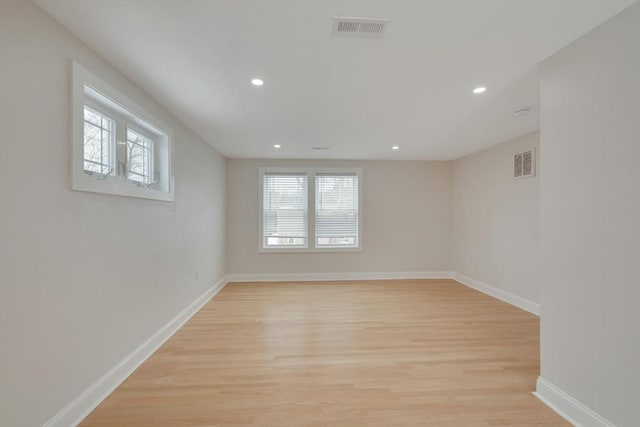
[258,247,363,254]
[72,174,175,202]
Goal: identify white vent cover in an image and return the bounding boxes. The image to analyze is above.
[514,149,536,179]
[333,16,389,38]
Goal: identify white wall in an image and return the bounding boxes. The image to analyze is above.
[227,159,452,276]
[0,2,226,426]
[539,2,640,426]
[452,132,540,305]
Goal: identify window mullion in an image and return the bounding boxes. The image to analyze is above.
[309,171,316,249]
[109,119,116,176]
[115,120,127,178]
[149,136,155,184]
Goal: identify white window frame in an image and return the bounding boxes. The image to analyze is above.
[71,61,175,202]
[258,167,363,253]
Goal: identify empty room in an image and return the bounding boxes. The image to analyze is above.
[2,0,639,426]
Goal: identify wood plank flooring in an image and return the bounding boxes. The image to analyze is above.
[80,279,568,426]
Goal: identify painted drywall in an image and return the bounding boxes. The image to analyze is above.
[452,131,540,305]
[539,2,640,426]
[0,2,226,426]
[227,159,452,275]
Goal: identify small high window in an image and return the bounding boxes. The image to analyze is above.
[71,61,174,201]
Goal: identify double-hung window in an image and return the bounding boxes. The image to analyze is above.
[71,61,174,201]
[259,168,362,252]
[315,173,359,248]
[262,173,308,248]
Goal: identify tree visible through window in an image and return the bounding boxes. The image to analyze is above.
[126,129,155,185]
[83,106,114,176]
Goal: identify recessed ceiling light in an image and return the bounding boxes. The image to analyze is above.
[251,78,264,86]
[392,146,400,150]
[473,86,486,94]
[273,144,281,148]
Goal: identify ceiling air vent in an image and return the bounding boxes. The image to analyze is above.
[333,16,389,38]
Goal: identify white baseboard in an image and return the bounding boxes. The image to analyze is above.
[450,272,540,316]
[226,271,452,283]
[534,377,617,427]
[42,271,539,426]
[227,271,540,316]
[43,277,229,427]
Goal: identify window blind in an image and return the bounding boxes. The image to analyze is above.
[315,174,359,248]
[263,173,308,248]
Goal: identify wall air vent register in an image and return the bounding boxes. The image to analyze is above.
[514,149,535,179]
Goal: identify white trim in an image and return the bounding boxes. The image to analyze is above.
[43,277,229,427]
[534,377,617,427]
[226,272,541,318]
[226,271,452,282]
[451,272,540,316]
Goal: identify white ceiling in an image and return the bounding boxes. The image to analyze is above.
[36,0,634,160]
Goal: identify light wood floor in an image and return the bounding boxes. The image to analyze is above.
[80,279,568,426]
